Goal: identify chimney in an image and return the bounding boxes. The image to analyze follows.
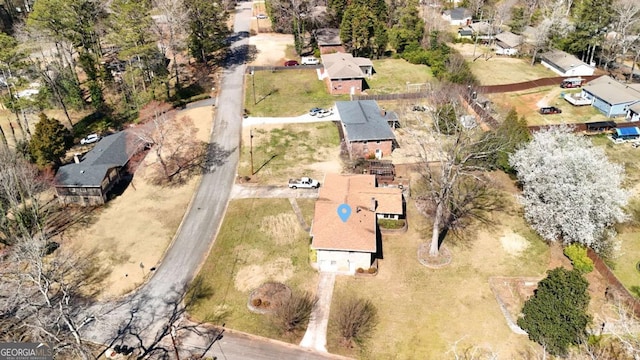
[73,153,81,164]
[370,197,377,212]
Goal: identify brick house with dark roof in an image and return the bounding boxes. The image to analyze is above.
[314,28,345,54]
[335,100,396,159]
[320,53,373,95]
[310,173,404,273]
[54,131,143,206]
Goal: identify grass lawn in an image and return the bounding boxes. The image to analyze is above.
[366,59,433,94]
[327,173,550,359]
[188,199,318,341]
[244,69,347,117]
[238,122,341,184]
[591,136,640,297]
[488,86,609,126]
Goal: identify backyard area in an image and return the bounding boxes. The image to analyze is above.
[238,122,342,184]
[487,86,609,126]
[450,43,556,86]
[188,198,318,341]
[366,59,433,94]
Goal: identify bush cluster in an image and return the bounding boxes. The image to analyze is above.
[563,244,594,273]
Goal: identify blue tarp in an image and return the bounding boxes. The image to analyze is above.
[615,127,640,137]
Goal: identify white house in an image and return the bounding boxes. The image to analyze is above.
[494,31,522,56]
[441,7,472,26]
[540,50,595,77]
[627,102,640,122]
[310,174,403,274]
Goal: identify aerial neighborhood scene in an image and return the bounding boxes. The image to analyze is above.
[2,0,640,359]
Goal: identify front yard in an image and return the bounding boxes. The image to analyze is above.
[188,198,318,341]
[238,122,342,185]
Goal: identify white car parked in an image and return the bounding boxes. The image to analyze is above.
[80,133,100,145]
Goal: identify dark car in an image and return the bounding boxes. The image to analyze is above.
[309,107,322,116]
[539,106,562,115]
[284,60,299,67]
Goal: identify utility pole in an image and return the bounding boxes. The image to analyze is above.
[472,10,483,58]
[250,70,256,105]
[250,129,254,175]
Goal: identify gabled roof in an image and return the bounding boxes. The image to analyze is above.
[583,75,640,105]
[443,7,472,20]
[540,50,593,73]
[55,131,141,187]
[629,102,640,114]
[311,174,403,252]
[335,100,396,142]
[315,28,341,46]
[321,53,372,79]
[469,21,492,35]
[495,31,522,48]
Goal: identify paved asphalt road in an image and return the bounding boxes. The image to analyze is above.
[81,5,348,360]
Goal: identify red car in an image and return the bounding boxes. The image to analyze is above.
[284,60,299,66]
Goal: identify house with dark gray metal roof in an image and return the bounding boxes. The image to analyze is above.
[335,100,396,159]
[320,53,373,95]
[581,75,640,117]
[540,49,595,77]
[441,7,472,26]
[314,28,344,54]
[54,131,144,206]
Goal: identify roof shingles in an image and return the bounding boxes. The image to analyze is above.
[336,100,396,142]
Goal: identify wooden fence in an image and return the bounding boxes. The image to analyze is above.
[587,248,640,318]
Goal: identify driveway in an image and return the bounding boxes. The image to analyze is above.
[81,5,346,360]
[231,184,319,199]
[243,112,339,127]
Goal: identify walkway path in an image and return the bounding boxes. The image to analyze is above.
[300,272,336,352]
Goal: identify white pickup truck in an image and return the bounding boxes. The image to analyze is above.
[288,177,320,189]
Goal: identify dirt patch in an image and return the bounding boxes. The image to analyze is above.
[499,231,530,257]
[259,213,302,245]
[234,257,294,292]
[249,33,294,66]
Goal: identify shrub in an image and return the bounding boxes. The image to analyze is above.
[563,244,594,273]
[356,268,364,274]
[270,290,317,333]
[517,268,591,356]
[334,297,378,347]
[378,219,405,229]
[367,267,377,274]
[252,298,262,307]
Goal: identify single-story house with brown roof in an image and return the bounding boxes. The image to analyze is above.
[335,100,396,159]
[581,75,640,117]
[319,52,373,95]
[494,31,522,56]
[54,131,143,206]
[314,28,345,54]
[540,49,595,77]
[310,173,404,273]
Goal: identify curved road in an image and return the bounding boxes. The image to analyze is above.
[82,5,346,360]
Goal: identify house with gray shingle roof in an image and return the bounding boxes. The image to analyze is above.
[627,102,640,122]
[320,53,373,95]
[335,100,396,159]
[494,31,522,56]
[580,76,640,117]
[54,131,144,206]
[540,49,595,77]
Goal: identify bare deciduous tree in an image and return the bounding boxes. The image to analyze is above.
[334,296,378,347]
[152,0,190,90]
[270,290,317,334]
[134,101,206,184]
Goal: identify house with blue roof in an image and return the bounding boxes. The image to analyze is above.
[54,131,144,206]
[581,76,640,117]
[335,100,397,159]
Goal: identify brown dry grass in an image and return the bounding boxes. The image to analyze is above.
[62,105,213,299]
[259,213,302,246]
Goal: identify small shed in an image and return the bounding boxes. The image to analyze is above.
[585,121,617,134]
[613,127,640,141]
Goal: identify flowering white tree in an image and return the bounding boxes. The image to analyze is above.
[510,127,628,252]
